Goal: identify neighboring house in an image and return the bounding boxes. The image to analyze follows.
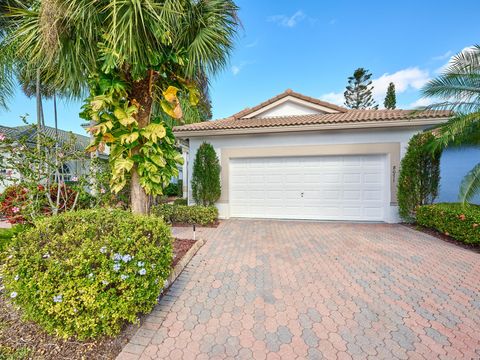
[437,147,480,204]
[174,89,452,223]
[0,124,107,193]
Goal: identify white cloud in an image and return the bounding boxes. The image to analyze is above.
[320,92,344,106]
[409,97,436,108]
[371,67,430,100]
[268,10,306,28]
[231,65,241,76]
[320,67,431,108]
[231,61,254,76]
[432,50,452,61]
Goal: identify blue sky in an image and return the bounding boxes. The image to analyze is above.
[0,0,479,135]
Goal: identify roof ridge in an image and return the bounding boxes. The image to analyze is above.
[231,89,347,119]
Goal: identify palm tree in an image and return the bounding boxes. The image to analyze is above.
[422,45,480,203]
[1,0,239,213]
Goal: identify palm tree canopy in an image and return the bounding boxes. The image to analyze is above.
[422,45,480,203]
[2,0,239,98]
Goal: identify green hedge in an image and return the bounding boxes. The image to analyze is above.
[2,209,173,339]
[416,203,480,245]
[397,132,441,222]
[152,204,218,226]
[163,181,182,197]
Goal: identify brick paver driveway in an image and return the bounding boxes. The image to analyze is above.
[119,220,480,359]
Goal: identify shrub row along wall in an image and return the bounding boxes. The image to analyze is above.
[416,203,480,245]
[152,204,218,226]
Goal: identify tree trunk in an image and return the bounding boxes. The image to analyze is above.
[129,71,157,214]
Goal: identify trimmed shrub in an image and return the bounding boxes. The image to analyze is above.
[2,209,173,339]
[163,182,179,197]
[416,203,480,245]
[398,132,442,222]
[173,198,188,206]
[191,142,221,205]
[177,179,183,197]
[152,204,218,226]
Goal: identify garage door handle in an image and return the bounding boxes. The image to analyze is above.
[301,192,304,197]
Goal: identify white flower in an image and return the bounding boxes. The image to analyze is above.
[137,261,144,267]
[122,254,132,263]
[100,246,107,254]
[102,280,109,285]
[113,253,122,261]
[53,294,63,303]
[10,291,17,298]
[43,252,50,259]
[87,273,94,279]
[14,275,19,281]
[163,279,169,287]
[113,263,121,272]
[71,176,78,182]
[120,274,129,281]
[138,268,146,276]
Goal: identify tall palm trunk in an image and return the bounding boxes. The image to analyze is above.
[130,72,157,214]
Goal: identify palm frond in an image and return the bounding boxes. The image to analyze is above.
[179,0,239,77]
[423,45,480,113]
[459,163,480,203]
[429,112,480,150]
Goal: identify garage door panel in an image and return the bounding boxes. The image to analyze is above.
[230,155,386,221]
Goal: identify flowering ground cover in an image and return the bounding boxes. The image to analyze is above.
[0,235,196,359]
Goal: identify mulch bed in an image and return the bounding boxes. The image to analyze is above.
[172,238,196,267]
[0,238,197,360]
[403,223,480,253]
[170,220,220,228]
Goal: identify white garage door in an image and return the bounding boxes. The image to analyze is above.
[229,155,387,221]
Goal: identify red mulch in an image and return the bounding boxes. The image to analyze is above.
[170,220,220,228]
[172,238,196,267]
[0,238,196,359]
[403,223,480,254]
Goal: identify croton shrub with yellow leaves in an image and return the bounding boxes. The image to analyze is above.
[2,209,173,339]
[80,73,198,196]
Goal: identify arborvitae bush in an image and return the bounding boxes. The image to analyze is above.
[191,142,221,206]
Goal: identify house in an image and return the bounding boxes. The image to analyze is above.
[174,89,451,223]
[0,124,107,193]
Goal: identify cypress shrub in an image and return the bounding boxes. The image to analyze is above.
[191,142,221,206]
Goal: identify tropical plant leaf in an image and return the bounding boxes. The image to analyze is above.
[119,132,139,144]
[141,123,166,142]
[113,158,134,174]
[459,163,480,203]
[150,154,166,167]
[163,86,179,103]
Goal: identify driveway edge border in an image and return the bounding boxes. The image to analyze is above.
[164,238,206,290]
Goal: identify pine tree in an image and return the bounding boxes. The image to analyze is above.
[344,68,378,109]
[384,82,396,109]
